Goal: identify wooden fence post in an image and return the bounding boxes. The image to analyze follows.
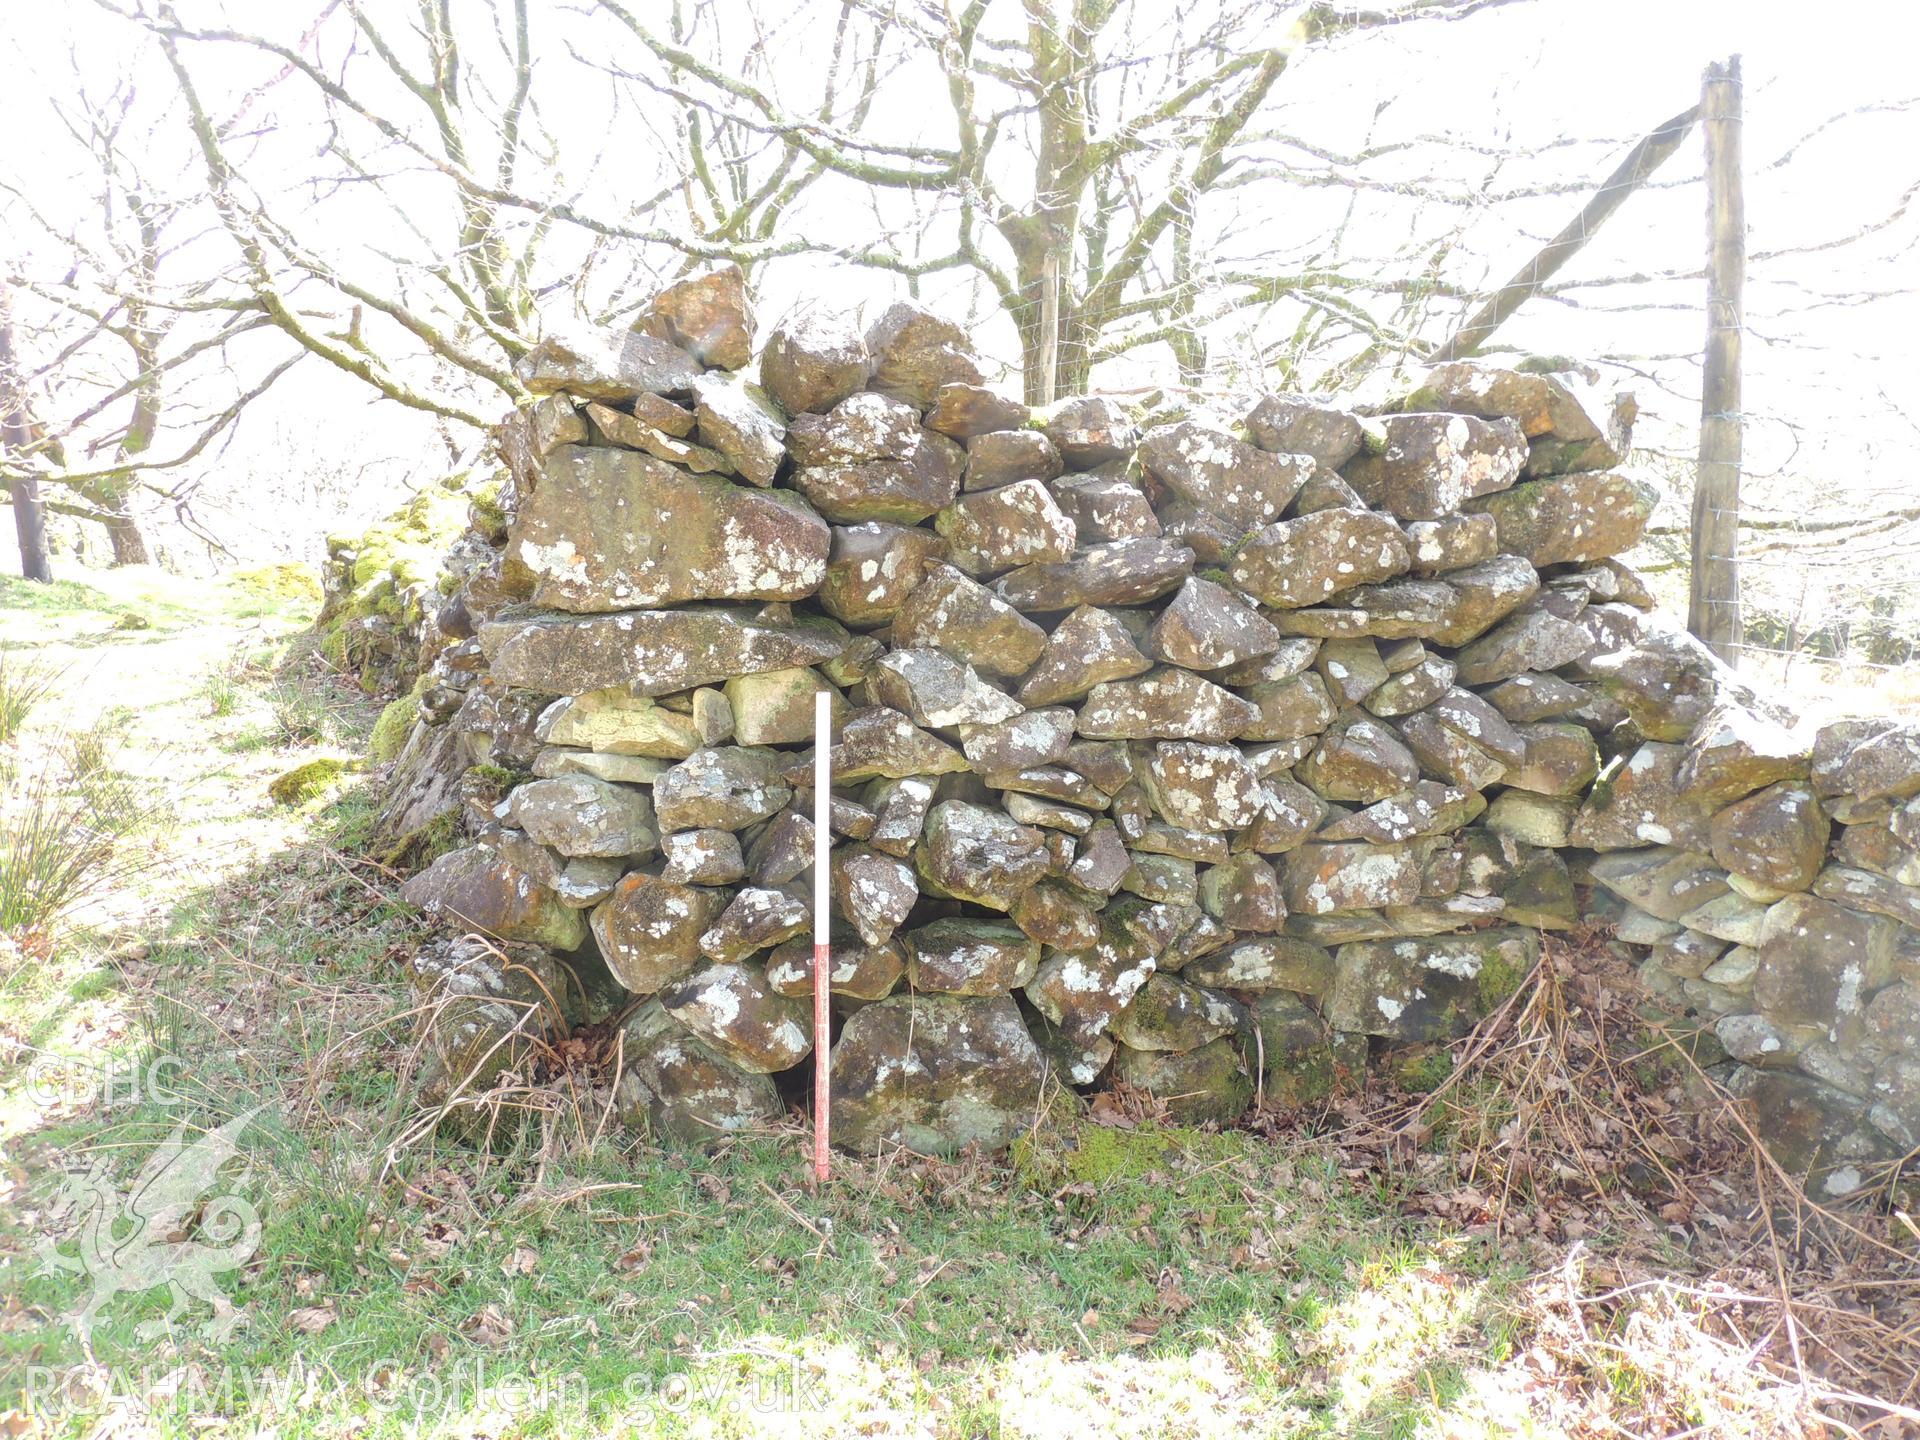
[1690,56,1744,663]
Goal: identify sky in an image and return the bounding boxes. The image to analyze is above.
[4,0,1918,636]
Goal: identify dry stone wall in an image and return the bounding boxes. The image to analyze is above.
[385,266,1920,1193]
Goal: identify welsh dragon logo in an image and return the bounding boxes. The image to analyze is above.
[36,1109,265,1346]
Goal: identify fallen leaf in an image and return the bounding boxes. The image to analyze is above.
[289,1304,336,1336]
[461,1304,512,1347]
[501,1244,538,1278]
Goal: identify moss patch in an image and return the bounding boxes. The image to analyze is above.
[1477,943,1533,1011]
[1262,1045,1336,1107]
[367,677,431,763]
[374,808,463,874]
[1392,1046,1456,1094]
[230,562,324,607]
[268,757,352,806]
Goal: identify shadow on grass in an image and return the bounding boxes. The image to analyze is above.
[6,772,1912,1439]
[0,777,1561,1440]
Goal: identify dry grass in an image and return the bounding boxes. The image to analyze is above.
[1279,929,1920,1436]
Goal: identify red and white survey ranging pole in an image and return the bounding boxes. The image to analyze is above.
[812,689,832,1183]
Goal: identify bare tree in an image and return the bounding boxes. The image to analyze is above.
[105,0,1571,418]
[1,65,299,563]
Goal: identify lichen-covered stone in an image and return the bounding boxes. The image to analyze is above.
[902,918,1041,995]
[662,828,746,885]
[787,392,964,518]
[1077,667,1257,742]
[1569,744,1713,851]
[1138,421,1314,531]
[959,707,1075,776]
[1141,741,1265,832]
[827,706,970,782]
[590,869,724,992]
[616,1002,783,1145]
[1678,703,1811,809]
[1282,843,1422,915]
[767,933,906,1001]
[478,604,848,697]
[1472,471,1657,567]
[698,886,809,963]
[1025,937,1157,1045]
[1452,608,1589,685]
[994,537,1195,612]
[1404,512,1499,577]
[1045,396,1136,469]
[1243,394,1366,469]
[1364,655,1456,718]
[893,562,1048,680]
[1052,474,1162,543]
[506,446,828,611]
[1017,605,1152,705]
[1010,877,1104,950]
[1110,974,1241,1051]
[506,774,657,859]
[871,648,1023,728]
[654,747,792,831]
[935,479,1077,576]
[761,314,870,414]
[1326,929,1539,1040]
[662,962,812,1073]
[1710,784,1827,893]
[831,845,918,945]
[831,994,1044,1155]
[407,934,568,1113]
[1342,412,1526,521]
[1425,553,1539,647]
[1228,507,1410,609]
[1240,672,1336,743]
[1752,895,1897,1029]
[915,800,1050,909]
[1299,715,1421,804]
[1144,576,1281,671]
[1505,722,1602,797]
[1318,781,1483,844]
[816,521,948,627]
[691,372,786,486]
[1485,791,1577,847]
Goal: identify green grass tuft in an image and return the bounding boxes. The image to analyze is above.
[0,645,66,745]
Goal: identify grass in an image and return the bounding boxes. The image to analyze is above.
[0,647,65,746]
[2,568,1917,1439]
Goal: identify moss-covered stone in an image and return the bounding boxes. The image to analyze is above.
[313,472,481,691]
[368,679,429,763]
[269,757,352,806]
[230,562,325,608]
[375,808,465,874]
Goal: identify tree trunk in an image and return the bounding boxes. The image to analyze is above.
[0,292,53,582]
[103,510,152,567]
[78,480,153,566]
[1689,57,1744,664]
